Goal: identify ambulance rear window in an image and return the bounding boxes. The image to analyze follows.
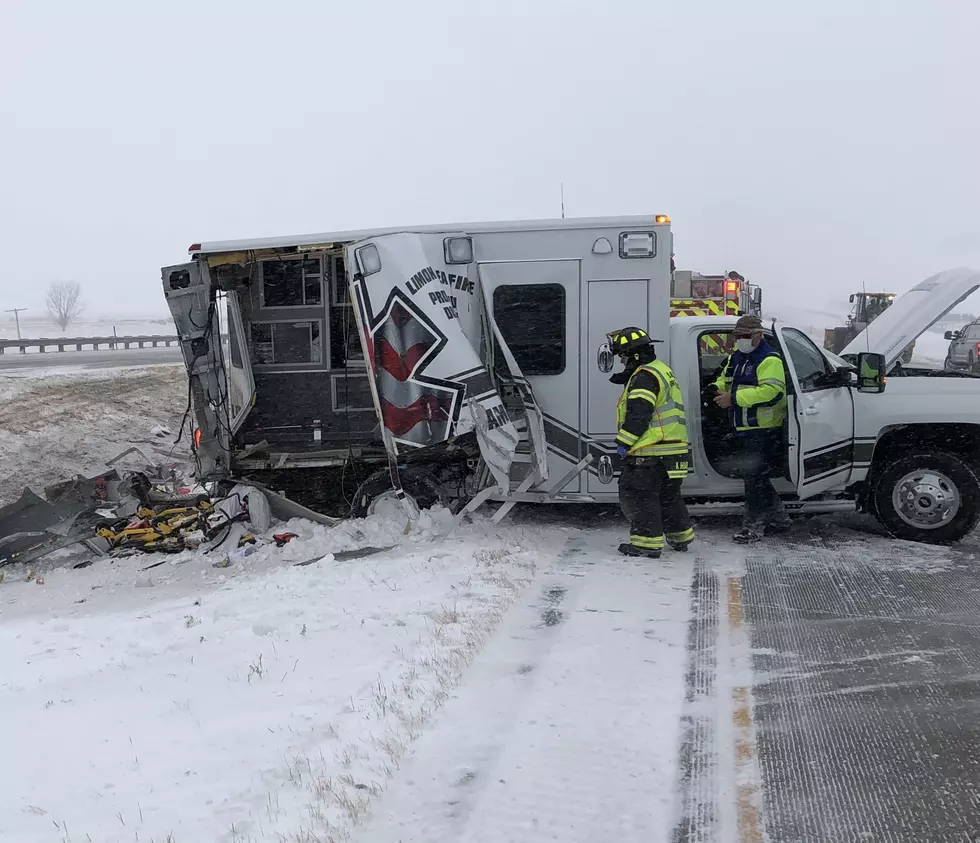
[492,284,566,376]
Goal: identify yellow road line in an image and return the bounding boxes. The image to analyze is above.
[728,576,764,843]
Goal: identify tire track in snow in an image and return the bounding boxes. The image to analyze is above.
[350,526,693,842]
[672,555,720,843]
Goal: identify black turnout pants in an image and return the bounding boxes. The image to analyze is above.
[618,456,694,551]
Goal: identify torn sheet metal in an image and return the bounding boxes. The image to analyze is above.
[346,232,521,488]
[0,488,91,567]
[240,479,343,527]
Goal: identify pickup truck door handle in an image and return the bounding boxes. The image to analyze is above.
[803,407,820,416]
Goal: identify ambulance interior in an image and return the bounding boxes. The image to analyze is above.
[210,249,382,455]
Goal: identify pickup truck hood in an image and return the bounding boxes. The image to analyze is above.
[840,268,980,367]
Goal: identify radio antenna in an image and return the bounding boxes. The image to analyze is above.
[560,182,565,219]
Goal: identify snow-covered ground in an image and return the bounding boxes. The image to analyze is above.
[0,365,187,507]
[0,316,974,841]
[0,505,569,843]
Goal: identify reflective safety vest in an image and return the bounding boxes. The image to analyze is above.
[616,359,689,457]
[713,346,786,432]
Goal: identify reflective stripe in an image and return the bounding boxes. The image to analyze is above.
[630,533,665,550]
[666,527,695,543]
[649,443,689,457]
[757,377,783,387]
[627,388,659,405]
[617,429,639,444]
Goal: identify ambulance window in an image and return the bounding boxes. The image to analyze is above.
[249,320,324,368]
[260,257,323,308]
[492,284,565,375]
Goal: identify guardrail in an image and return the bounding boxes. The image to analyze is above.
[0,335,179,354]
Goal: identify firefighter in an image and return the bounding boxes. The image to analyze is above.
[711,314,791,543]
[609,326,695,558]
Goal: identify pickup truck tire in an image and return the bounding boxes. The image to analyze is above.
[871,452,980,544]
[352,467,444,519]
[943,355,953,370]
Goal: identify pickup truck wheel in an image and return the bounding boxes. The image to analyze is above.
[871,452,980,544]
[943,355,953,370]
[352,467,443,519]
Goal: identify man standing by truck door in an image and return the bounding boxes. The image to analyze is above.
[609,327,695,559]
[712,315,791,543]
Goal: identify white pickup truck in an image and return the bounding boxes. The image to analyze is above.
[644,280,980,545]
[163,215,980,544]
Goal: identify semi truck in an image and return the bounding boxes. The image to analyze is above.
[163,215,980,544]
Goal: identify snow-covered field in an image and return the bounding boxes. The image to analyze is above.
[0,365,187,507]
[0,315,173,342]
[0,505,565,843]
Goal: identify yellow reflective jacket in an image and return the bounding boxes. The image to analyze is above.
[713,343,786,432]
[615,359,689,457]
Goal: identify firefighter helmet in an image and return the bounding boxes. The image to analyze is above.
[608,326,661,354]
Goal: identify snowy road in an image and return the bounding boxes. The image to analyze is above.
[2,506,979,842]
[353,526,693,842]
[348,512,976,843]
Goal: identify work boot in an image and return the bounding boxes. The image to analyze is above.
[732,527,763,544]
[765,517,792,536]
[618,542,662,559]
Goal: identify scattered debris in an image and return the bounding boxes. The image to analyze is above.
[293,546,395,567]
[274,532,299,548]
[0,440,382,574]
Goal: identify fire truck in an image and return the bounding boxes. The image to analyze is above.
[670,268,762,318]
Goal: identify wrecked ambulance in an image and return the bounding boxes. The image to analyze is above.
[163,216,980,543]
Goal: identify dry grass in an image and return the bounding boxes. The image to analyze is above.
[0,365,187,507]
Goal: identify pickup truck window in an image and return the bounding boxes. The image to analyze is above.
[697,331,734,383]
[782,328,831,391]
[492,284,566,376]
[966,325,980,340]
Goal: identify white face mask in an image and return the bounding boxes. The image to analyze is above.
[735,337,755,354]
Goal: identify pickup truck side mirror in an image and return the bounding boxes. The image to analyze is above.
[856,352,887,394]
[597,342,614,373]
[944,330,956,340]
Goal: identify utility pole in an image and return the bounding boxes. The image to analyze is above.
[5,307,27,340]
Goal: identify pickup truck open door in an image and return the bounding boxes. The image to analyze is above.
[775,325,856,498]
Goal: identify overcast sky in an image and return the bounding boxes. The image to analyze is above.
[1,0,978,322]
